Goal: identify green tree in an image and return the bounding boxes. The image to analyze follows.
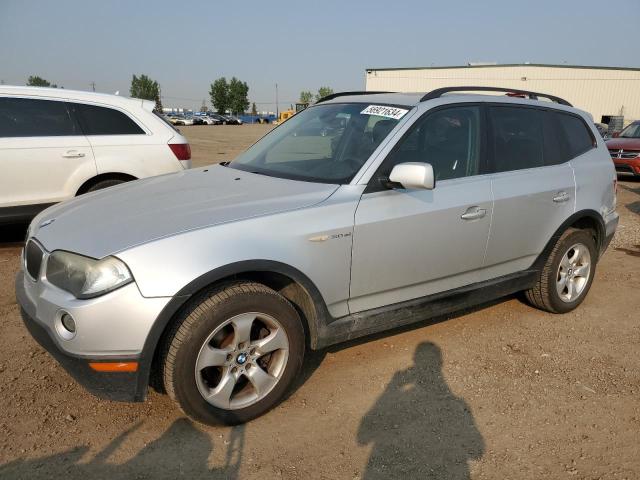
[130,74,160,101]
[228,77,249,115]
[154,89,163,114]
[315,87,334,101]
[251,102,258,115]
[209,77,229,114]
[299,91,313,104]
[27,75,57,88]
[200,99,208,113]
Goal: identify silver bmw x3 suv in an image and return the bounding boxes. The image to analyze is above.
[17,87,618,425]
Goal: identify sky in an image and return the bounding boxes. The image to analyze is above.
[1,0,639,112]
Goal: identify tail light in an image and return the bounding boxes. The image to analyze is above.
[169,143,191,160]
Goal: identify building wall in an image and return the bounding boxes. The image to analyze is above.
[365,65,640,124]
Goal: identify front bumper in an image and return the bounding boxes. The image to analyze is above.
[15,269,171,402]
[613,158,640,176]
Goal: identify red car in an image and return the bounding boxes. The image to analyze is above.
[606,121,640,177]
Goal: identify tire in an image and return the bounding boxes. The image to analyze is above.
[524,228,597,314]
[161,281,305,425]
[85,179,127,193]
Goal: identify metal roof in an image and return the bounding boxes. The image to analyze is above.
[366,63,640,72]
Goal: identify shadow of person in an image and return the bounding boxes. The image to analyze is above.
[0,418,245,480]
[357,342,484,480]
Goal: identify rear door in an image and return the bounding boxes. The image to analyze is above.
[0,97,95,208]
[482,105,576,279]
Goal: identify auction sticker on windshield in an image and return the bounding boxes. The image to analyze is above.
[360,105,408,120]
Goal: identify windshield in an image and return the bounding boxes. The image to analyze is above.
[229,103,409,183]
[620,123,640,138]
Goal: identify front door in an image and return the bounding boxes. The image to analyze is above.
[349,105,492,313]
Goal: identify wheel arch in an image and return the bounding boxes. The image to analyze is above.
[139,260,331,397]
[532,209,606,272]
[76,172,138,195]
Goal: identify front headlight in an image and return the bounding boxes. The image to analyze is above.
[46,251,133,299]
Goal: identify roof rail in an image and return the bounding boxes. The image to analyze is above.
[315,91,392,103]
[420,86,572,106]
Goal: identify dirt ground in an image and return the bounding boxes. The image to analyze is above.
[0,125,638,479]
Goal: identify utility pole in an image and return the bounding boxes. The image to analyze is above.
[90,81,96,92]
[275,83,279,120]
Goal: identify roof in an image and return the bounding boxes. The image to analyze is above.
[319,91,579,112]
[366,63,640,72]
[0,85,151,110]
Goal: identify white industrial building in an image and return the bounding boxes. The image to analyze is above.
[365,64,640,125]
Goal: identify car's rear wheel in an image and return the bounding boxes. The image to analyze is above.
[525,228,597,313]
[161,281,305,425]
[85,179,127,193]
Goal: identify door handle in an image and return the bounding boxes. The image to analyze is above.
[553,191,570,203]
[461,206,487,220]
[62,150,85,158]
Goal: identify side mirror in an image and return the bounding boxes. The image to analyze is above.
[388,162,435,190]
[612,132,620,138]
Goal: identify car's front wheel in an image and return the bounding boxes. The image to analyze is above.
[161,281,305,425]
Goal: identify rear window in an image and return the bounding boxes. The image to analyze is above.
[73,103,145,135]
[554,112,595,159]
[489,106,545,172]
[0,97,79,137]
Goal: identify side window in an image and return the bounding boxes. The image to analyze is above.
[554,112,596,160]
[381,105,481,182]
[73,103,145,135]
[488,106,544,172]
[0,97,78,137]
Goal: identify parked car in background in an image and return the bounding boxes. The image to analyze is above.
[606,120,640,177]
[17,88,617,426]
[0,86,191,224]
[168,114,194,126]
[222,115,243,125]
[595,122,609,139]
[200,114,223,125]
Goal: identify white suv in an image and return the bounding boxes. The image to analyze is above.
[0,86,191,224]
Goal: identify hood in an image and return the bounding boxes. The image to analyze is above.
[605,137,640,150]
[31,165,338,258]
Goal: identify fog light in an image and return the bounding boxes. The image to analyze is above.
[61,313,76,333]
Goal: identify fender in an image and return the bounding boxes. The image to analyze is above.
[530,209,605,272]
[133,260,332,399]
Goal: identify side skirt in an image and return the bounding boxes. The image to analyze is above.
[0,203,55,225]
[316,270,537,349]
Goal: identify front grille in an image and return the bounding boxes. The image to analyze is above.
[25,240,44,281]
[609,148,640,159]
[615,164,635,174]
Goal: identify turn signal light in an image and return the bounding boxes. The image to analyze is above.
[88,362,138,372]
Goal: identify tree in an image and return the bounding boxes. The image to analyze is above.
[251,102,258,115]
[154,89,163,114]
[130,74,160,101]
[27,76,57,88]
[315,87,334,102]
[299,91,313,104]
[200,99,208,113]
[209,77,229,114]
[228,77,249,115]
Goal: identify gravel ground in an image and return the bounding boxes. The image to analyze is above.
[0,126,638,479]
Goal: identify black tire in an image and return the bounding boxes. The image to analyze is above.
[161,281,305,425]
[524,228,597,313]
[85,179,127,193]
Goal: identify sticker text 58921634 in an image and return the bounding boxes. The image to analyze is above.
[360,105,409,120]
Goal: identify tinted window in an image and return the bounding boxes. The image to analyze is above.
[555,112,595,159]
[381,105,481,182]
[74,103,145,135]
[0,97,78,137]
[489,106,544,172]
